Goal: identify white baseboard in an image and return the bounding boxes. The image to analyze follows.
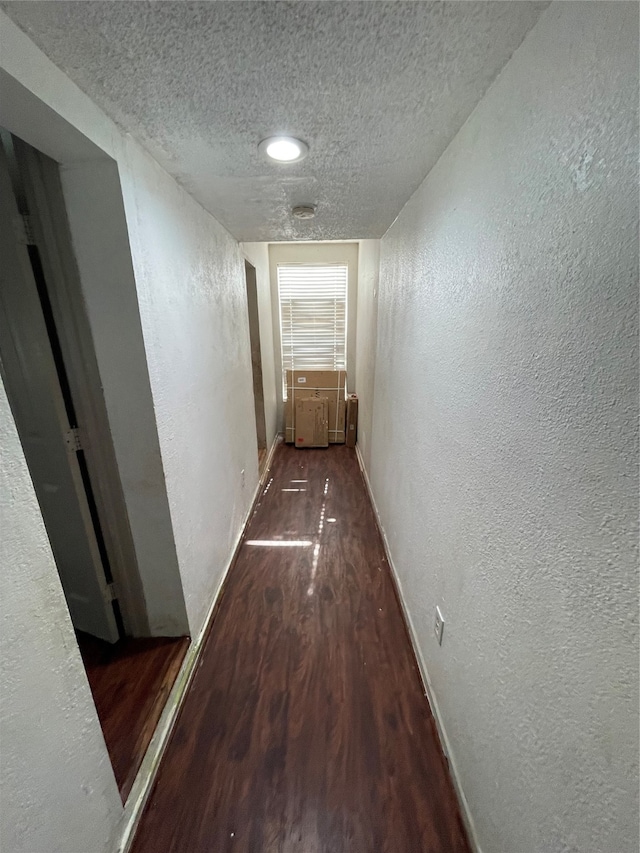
[354,443,483,853]
[259,431,281,486]
[116,433,280,853]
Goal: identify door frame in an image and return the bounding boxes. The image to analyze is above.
[244,260,268,462]
[0,136,121,640]
[2,134,149,637]
[0,69,190,639]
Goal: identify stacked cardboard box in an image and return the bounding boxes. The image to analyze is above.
[295,397,329,447]
[285,370,346,445]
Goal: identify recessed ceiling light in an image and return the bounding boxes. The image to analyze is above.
[259,136,308,163]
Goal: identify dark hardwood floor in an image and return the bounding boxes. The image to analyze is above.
[131,444,470,852]
[77,631,189,802]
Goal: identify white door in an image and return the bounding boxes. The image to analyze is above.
[0,140,119,642]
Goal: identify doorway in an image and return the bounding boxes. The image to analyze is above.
[0,130,188,801]
[245,260,268,473]
[0,130,123,642]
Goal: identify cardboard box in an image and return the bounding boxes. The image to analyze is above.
[285,370,346,444]
[295,397,329,448]
[345,394,358,448]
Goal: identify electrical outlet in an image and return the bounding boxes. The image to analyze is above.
[434,606,445,645]
[240,469,245,489]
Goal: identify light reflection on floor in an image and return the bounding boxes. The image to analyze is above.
[249,476,336,597]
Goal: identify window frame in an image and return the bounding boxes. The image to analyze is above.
[277,262,349,397]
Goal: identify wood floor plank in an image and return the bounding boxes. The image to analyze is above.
[77,632,189,802]
[131,444,470,852]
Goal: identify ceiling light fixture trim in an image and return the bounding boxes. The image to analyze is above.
[259,136,309,163]
[292,205,316,220]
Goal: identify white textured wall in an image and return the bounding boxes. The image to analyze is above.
[369,3,639,852]
[0,379,122,853]
[241,242,278,448]
[0,11,260,639]
[119,140,258,636]
[355,239,380,471]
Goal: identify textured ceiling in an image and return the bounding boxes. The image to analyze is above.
[3,1,548,241]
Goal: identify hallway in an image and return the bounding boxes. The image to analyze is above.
[131,444,470,853]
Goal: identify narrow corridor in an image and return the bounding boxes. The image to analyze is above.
[131,444,470,852]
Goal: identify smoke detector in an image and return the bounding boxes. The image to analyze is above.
[292,205,316,220]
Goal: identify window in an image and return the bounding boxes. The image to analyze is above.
[278,264,348,382]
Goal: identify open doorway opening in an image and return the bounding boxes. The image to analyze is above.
[0,131,122,642]
[0,130,188,801]
[245,260,268,473]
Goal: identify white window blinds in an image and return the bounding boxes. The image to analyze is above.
[278,263,348,373]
